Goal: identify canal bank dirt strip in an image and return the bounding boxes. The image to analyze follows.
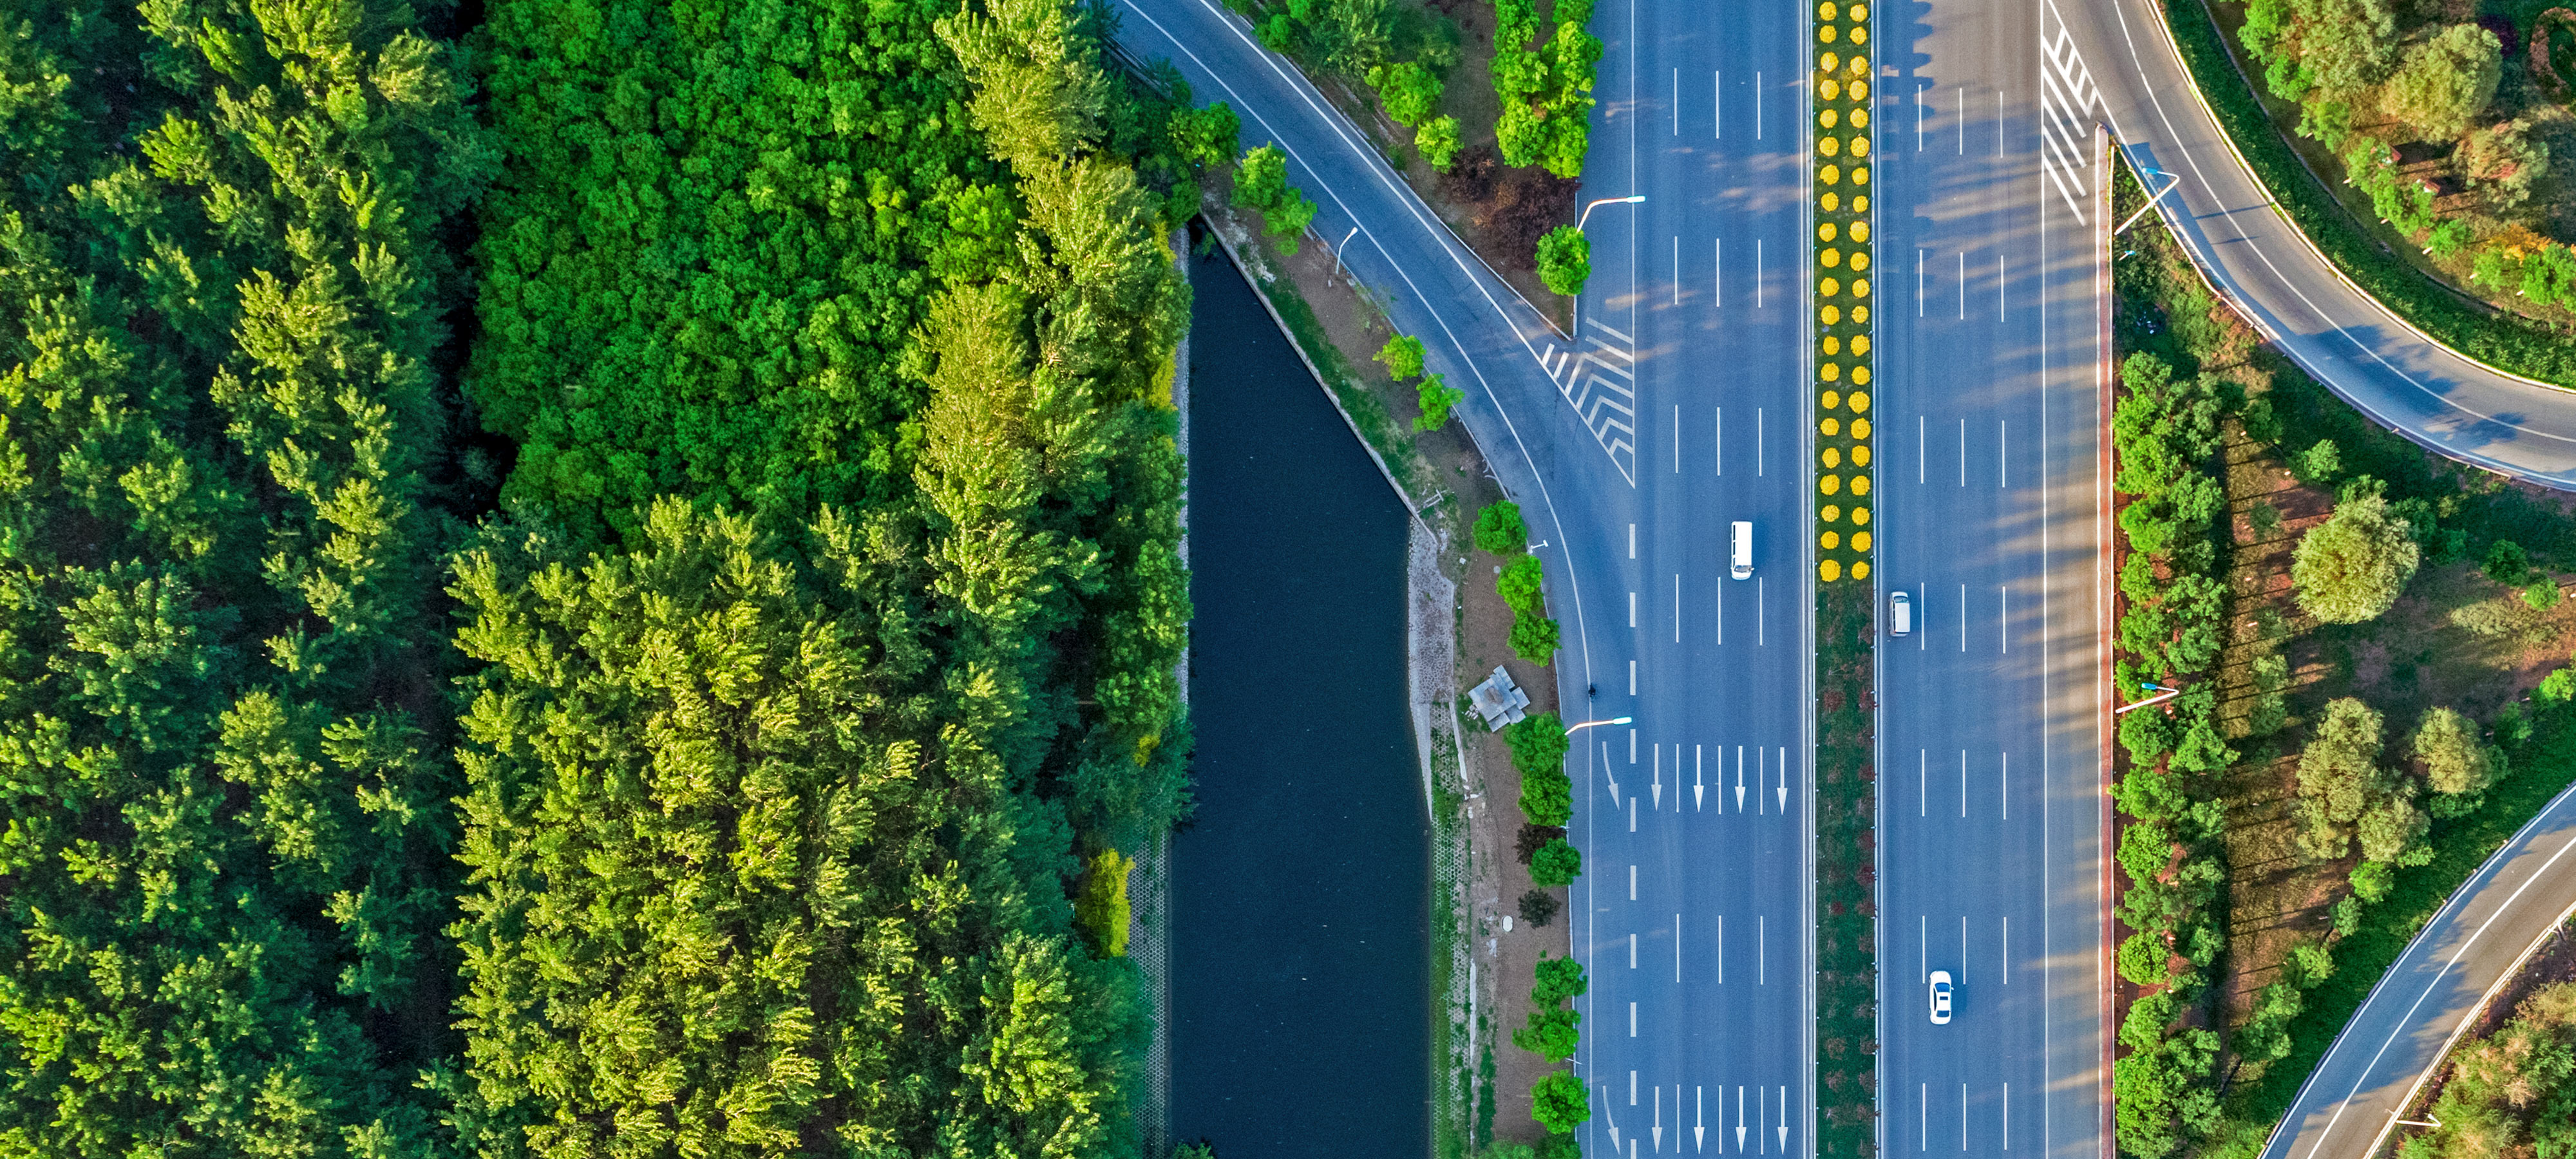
[1813,6,1880,1154]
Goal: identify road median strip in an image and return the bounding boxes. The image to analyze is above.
[1812,8,1880,1154]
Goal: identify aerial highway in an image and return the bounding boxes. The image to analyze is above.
[1106,1,2107,1156]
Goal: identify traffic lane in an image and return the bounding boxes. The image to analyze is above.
[1585,649,1806,1067]
[1879,765,2050,1159]
[1880,930,2047,1158]
[1584,739,1806,1154]
[2260,784,2576,1159]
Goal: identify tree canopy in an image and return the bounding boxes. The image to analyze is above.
[0,0,493,1149]
[2381,24,2501,142]
[0,0,1204,1153]
[2293,493,2421,623]
[446,0,1200,1149]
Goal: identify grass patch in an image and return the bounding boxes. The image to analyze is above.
[1258,261,1434,495]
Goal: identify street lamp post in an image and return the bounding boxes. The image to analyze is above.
[1565,715,1634,735]
[1576,194,1647,232]
[1568,195,1644,334]
[2115,683,2184,715]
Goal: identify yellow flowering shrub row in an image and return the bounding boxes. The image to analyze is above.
[1815,8,1871,583]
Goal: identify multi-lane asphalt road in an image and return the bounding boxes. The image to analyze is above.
[1562,0,1863,1149]
[1569,0,1816,1151]
[1579,1,2112,1156]
[1867,4,2110,1159]
[1113,1,2108,1156]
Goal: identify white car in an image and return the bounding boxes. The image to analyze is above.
[1929,970,1954,1024]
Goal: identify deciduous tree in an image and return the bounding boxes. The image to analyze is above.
[1377,333,1426,379]
[1531,1070,1591,1131]
[1233,143,1320,252]
[2293,493,2421,623]
[1475,500,1529,554]
[1537,224,1591,296]
[1528,836,1582,885]
[2382,24,2501,141]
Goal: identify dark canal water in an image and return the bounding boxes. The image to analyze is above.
[1174,247,1430,1156]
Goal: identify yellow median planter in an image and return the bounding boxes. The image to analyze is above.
[1814,17,1873,583]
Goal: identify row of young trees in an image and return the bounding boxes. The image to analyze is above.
[1376,333,1464,431]
[2107,349,2500,1158]
[1479,500,1561,663]
[0,0,1211,1152]
[2109,332,2555,1159]
[1463,495,1587,1156]
[0,0,492,1149]
[2107,353,2240,1159]
[1506,715,1582,1156]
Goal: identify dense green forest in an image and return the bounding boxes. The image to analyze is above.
[0,0,489,1148]
[0,0,1213,1152]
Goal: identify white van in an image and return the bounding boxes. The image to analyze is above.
[1889,590,1912,637]
[1730,522,1753,580]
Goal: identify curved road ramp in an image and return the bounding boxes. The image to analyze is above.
[2257,780,2576,1159]
[2073,0,2576,488]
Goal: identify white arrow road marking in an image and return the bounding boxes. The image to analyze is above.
[1656,1084,1665,1151]
[1696,1086,1705,1152]
[1734,746,1746,811]
[1777,1087,1788,1152]
[1653,743,1663,810]
[1776,747,1788,813]
[1605,1083,1623,1151]
[1606,740,1621,807]
[1694,744,1705,811]
[1736,1086,1747,1151]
